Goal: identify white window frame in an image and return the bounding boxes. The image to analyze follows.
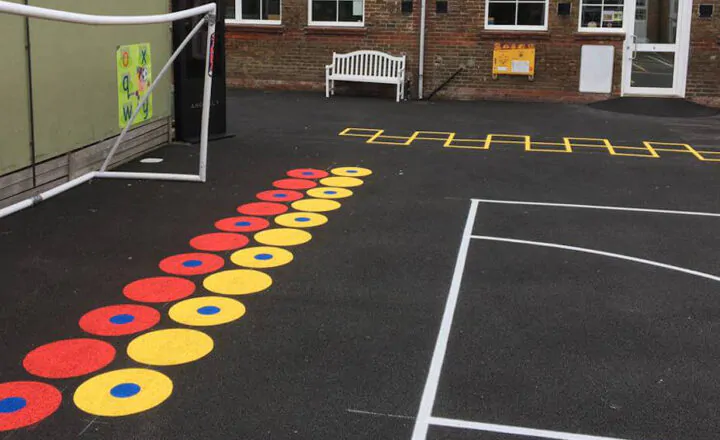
[484,0,549,31]
[225,0,282,25]
[577,0,626,33]
[308,0,365,27]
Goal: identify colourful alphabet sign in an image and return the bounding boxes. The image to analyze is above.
[117,43,153,128]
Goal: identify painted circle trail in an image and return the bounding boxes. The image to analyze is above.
[236,202,289,216]
[331,167,373,177]
[319,176,364,188]
[189,232,249,251]
[291,199,342,213]
[0,382,62,431]
[254,228,313,246]
[23,339,116,379]
[230,246,294,269]
[0,165,371,431]
[79,304,161,336]
[215,216,269,233]
[203,269,273,295]
[306,186,354,199]
[275,212,328,228]
[256,189,304,202]
[286,168,329,179]
[123,276,196,303]
[158,252,225,276]
[73,369,172,417]
[169,296,246,326]
[127,329,214,366]
[272,178,318,190]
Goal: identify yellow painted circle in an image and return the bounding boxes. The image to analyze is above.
[127,329,213,366]
[73,368,173,417]
[230,246,294,269]
[291,199,341,212]
[203,269,273,295]
[306,187,354,199]
[254,228,312,246]
[331,167,372,177]
[319,176,364,188]
[168,296,246,327]
[275,212,328,228]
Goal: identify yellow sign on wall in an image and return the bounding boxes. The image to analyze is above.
[492,43,535,79]
[116,43,153,128]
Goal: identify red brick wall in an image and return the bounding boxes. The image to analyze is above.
[224,0,720,104]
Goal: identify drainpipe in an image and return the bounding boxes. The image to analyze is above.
[418,0,427,99]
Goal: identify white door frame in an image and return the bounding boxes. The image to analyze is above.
[621,0,693,97]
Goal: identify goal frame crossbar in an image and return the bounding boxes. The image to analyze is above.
[0,1,217,218]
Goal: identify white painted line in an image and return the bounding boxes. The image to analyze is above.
[347,409,415,420]
[472,235,720,283]
[411,199,479,440]
[471,198,720,218]
[140,157,164,164]
[429,417,631,440]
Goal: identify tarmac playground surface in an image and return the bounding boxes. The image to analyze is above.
[1,90,720,440]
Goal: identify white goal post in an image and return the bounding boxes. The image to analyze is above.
[0,1,217,218]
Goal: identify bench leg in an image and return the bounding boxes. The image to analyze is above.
[331,80,335,96]
[326,75,330,98]
[396,82,401,102]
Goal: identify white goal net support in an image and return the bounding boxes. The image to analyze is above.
[0,1,217,218]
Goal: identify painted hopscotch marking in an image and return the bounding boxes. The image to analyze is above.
[339,127,720,162]
[411,199,720,440]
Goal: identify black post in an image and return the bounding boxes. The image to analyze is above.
[171,0,228,142]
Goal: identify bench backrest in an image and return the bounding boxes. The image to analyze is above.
[333,50,405,79]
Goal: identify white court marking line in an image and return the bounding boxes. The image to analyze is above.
[411,199,479,440]
[429,417,630,440]
[347,409,415,420]
[471,198,720,218]
[140,157,164,164]
[473,235,720,283]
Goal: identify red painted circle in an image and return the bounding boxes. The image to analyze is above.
[287,168,329,179]
[79,304,161,337]
[256,190,304,202]
[23,339,116,379]
[215,216,270,233]
[237,202,288,216]
[123,276,196,303]
[272,179,318,190]
[158,252,225,276]
[190,232,249,251]
[0,381,62,431]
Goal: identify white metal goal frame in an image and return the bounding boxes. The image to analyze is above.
[0,1,217,219]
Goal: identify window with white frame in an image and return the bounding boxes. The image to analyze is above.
[309,0,364,26]
[579,0,625,31]
[224,0,281,24]
[485,0,548,30]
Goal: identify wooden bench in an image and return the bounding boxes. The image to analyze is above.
[325,50,406,102]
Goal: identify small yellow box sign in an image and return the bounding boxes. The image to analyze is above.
[492,43,535,79]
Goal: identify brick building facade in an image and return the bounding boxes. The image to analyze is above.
[221,0,720,105]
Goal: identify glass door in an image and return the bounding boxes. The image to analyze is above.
[622,0,691,96]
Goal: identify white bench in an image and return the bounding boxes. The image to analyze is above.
[325,50,406,102]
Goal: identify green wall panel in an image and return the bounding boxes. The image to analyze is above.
[29,0,172,162]
[0,0,32,175]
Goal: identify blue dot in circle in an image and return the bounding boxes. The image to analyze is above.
[0,397,26,414]
[295,217,311,222]
[324,190,337,195]
[302,171,313,176]
[347,169,358,173]
[109,314,135,325]
[182,259,203,268]
[273,193,287,198]
[110,383,141,399]
[235,221,252,227]
[254,253,273,260]
[197,306,221,315]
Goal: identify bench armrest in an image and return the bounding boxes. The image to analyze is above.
[325,64,334,72]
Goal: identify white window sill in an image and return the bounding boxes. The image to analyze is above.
[485,25,548,31]
[308,21,365,28]
[577,27,625,34]
[225,19,282,26]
